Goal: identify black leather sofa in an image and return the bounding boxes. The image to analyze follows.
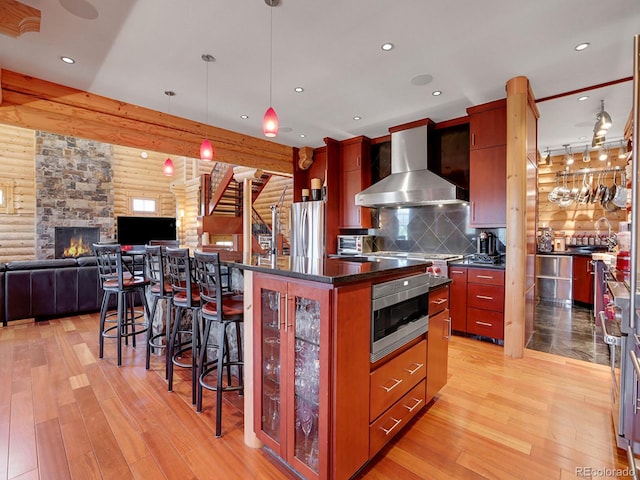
[3,256,107,326]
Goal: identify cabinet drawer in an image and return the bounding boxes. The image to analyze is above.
[428,287,449,315]
[468,268,504,286]
[467,307,504,339]
[370,340,426,422]
[467,283,504,312]
[370,379,426,458]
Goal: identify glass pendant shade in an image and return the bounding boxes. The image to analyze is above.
[200,139,214,161]
[163,158,174,176]
[263,107,279,138]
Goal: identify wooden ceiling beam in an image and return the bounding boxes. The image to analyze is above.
[0,0,41,38]
[0,69,293,173]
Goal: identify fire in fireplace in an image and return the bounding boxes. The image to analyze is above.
[54,227,100,259]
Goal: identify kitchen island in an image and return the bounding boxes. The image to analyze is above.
[238,255,451,480]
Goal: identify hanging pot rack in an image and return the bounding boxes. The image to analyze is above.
[555,166,623,178]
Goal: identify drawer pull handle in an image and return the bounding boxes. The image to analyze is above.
[476,295,494,300]
[432,298,447,305]
[476,321,493,327]
[381,378,403,392]
[405,362,424,375]
[451,270,465,275]
[476,275,494,279]
[381,417,402,435]
[404,397,424,413]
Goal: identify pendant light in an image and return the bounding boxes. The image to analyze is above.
[263,0,279,138]
[163,90,175,176]
[582,145,591,163]
[200,54,215,161]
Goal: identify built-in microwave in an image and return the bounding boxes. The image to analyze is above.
[370,273,430,362]
[337,235,374,255]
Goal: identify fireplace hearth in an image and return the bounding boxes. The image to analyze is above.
[55,227,100,259]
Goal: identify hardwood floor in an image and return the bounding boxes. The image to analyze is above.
[0,313,629,479]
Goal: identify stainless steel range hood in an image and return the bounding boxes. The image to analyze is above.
[355,123,467,207]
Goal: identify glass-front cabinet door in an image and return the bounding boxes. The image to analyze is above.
[255,277,287,451]
[254,274,330,480]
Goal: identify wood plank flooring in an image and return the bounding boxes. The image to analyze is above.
[0,313,630,479]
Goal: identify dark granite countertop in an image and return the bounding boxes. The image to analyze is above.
[235,254,440,285]
[448,258,506,270]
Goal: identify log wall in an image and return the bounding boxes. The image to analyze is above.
[0,124,35,261]
[537,153,629,239]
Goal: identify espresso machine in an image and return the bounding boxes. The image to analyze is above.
[477,231,497,256]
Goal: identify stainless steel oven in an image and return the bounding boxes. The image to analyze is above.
[370,273,430,362]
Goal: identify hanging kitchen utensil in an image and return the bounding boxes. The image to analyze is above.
[592,172,603,204]
[548,176,562,203]
[559,174,573,207]
[613,171,628,208]
[577,173,590,203]
[570,174,580,199]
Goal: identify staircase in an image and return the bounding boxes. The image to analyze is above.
[198,163,283,253]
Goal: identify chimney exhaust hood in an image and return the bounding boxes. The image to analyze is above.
[355,122,468,207]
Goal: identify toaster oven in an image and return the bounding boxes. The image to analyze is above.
[337,235,374,255]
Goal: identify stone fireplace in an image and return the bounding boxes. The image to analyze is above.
[35,132,115,259]
[54,227,100,259]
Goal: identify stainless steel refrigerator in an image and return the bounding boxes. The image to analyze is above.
[290,200,325,273]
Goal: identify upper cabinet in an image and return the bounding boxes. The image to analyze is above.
[467,99,507,227]
[340,136,374,229]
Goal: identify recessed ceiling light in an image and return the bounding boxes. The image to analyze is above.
[381,43,394,51]
[578,136,587,140]
[240,115,249,119]
[60,56,75,64]
[353,116,361,121]
[140,152,148,159]
[578,95,589,101]
[294,87,304,93]
[299,134,306,138]
[574,42,590,51]
[432,90,442,96]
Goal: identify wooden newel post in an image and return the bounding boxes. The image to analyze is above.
[233,167,263,264]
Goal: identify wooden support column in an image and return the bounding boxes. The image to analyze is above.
[504,76,535,358]
[233,167,263,264]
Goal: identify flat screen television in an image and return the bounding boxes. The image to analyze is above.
[116,216,176,246]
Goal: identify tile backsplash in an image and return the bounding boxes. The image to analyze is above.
[372,204,505,255]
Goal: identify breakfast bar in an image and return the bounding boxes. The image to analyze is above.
[238,254,451,480]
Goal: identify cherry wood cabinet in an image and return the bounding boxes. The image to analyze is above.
[253,275,331,479]
[467,99,507,227]
[253,273,371,480]
[573,254,594,306]
[449,266,505,341]
[448,266,468,332]
[466,268,505,340]
[340,136,373,229]
[426,286,450,403]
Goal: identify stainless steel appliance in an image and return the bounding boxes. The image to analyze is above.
[363,251,463,277]
[370,273,431,362]
[477,231,497,256]
[290,200,325,261]
[337,235,374,255]
[535,254,572,305]
[354,123,468,207]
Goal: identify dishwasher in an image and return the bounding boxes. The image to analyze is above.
[535,254,573,305]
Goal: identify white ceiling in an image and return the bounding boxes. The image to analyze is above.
[1,0,638,153]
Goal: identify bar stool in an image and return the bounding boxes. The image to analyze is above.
[94,243,150,366]
[193,251,244,437]
[165,247,201,405]
[144,245,173,377]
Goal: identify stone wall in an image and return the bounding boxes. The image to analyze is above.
[35,132,115,259]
